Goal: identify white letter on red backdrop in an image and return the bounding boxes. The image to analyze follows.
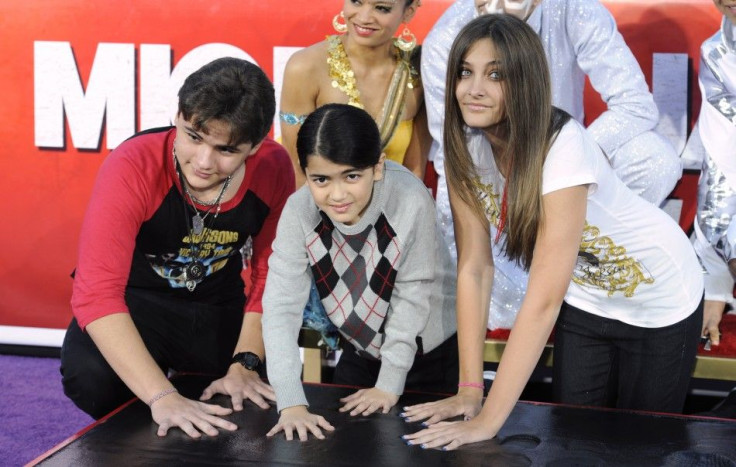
[141,43,258,131]
[140,44,172,132]
[34,41,134,150]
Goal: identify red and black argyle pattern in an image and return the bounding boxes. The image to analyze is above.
[307,211,400,358]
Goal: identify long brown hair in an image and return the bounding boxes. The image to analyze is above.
[444,14,570,269]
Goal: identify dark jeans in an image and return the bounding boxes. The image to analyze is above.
[333,334,459,396]
[60,287,244,419]
[553,298,703,413]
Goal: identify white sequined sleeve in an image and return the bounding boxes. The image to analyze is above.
[567,0,659,157]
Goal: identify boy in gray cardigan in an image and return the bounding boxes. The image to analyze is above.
[262,104,458,441]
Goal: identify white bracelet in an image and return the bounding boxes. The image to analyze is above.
[147,388,178,406]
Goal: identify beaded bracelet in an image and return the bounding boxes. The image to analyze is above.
[147,388,178,406]
[458,382,484,390]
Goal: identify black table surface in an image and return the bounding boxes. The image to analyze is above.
[36,374,736,466]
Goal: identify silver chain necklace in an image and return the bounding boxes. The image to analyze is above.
[173,146,231,236]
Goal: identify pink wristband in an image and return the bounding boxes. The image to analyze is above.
[458,382,484,390]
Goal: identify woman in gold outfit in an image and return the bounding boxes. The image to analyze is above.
[279,0,430,187]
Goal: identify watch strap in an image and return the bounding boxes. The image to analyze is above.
[232,351,262,371]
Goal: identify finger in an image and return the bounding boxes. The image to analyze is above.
[266,424,283,437]
[245,391,271,410]
[709,325,721,345]
[350,403,369,416]
[423,412,452,426]
[200,387,213,401]
[359,404,378,417]
[411,408,450,426]
[340,391,362,403]
[404,430,437,445]
[199,401,233,416]
[403,402,455,423]
[440,438,463,451]
[256,383,277,402]
[425,420,456,429]
[296,424,310,442]
[178,420,203,439]
[203,413,238,432]
[231,393,245,411]
[317,417,335,431]
[413,429,456,449]
[284,426,295,441]
[405,421,454,442]
[190,417,220,437]
[423,434,458,450]
[339,399,359,413]
[199,381,223,401]
[403,428,427,442]
[157,423,170,437]
[400,408,430,423]
[307,424,325,440]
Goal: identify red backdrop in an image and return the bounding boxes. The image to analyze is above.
[0,0,722,344]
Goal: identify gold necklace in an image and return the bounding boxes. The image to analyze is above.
[327,35,363,108]
[326,36,419,107]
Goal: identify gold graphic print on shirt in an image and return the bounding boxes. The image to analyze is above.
[472,177,501,227]
[573,223,653,297]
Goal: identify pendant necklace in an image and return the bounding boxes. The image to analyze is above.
[173,147,231,236]
[173,146,231,291]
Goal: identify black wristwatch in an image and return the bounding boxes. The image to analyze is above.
[232,351,262,372]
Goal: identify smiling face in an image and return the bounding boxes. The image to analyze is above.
[473,0,540,20]
[713,0,736,24]
[173,114,260,200]
[455,38,507,137]
[305,153,385,225]
[342,0,415,46]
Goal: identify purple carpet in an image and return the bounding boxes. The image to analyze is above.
[0,354,93,466]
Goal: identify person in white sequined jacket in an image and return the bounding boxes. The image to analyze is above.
[423,0,682,331]
[691,4,736,348]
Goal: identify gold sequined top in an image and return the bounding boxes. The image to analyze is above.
[326,35,419,163]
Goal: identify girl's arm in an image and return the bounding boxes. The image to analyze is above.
[401,177,494,423]
[404,184,588,449]
[279,49,320,188]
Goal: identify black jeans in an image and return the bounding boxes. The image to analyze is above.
[553,298,703,413]
[332,334,459,396]
[60,287,244,419]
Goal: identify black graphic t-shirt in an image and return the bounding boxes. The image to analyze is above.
[72,128,293,329]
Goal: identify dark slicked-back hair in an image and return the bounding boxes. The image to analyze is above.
[296,103,381,171]
[178,57,275,146]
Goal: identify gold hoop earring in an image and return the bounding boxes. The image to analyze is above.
[332,11,347,34]
[395,26,416,52]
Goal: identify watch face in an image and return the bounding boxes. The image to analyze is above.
[234,352,261,371]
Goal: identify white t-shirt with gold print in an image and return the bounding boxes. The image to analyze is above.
[468,119,703,328]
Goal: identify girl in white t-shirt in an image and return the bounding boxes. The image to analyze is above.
[402,14,704,450]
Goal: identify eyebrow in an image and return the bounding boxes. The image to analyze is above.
[182,124,241,152]
[309,167,364,178]
[215,144,240,152]
[462,59,501,66]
